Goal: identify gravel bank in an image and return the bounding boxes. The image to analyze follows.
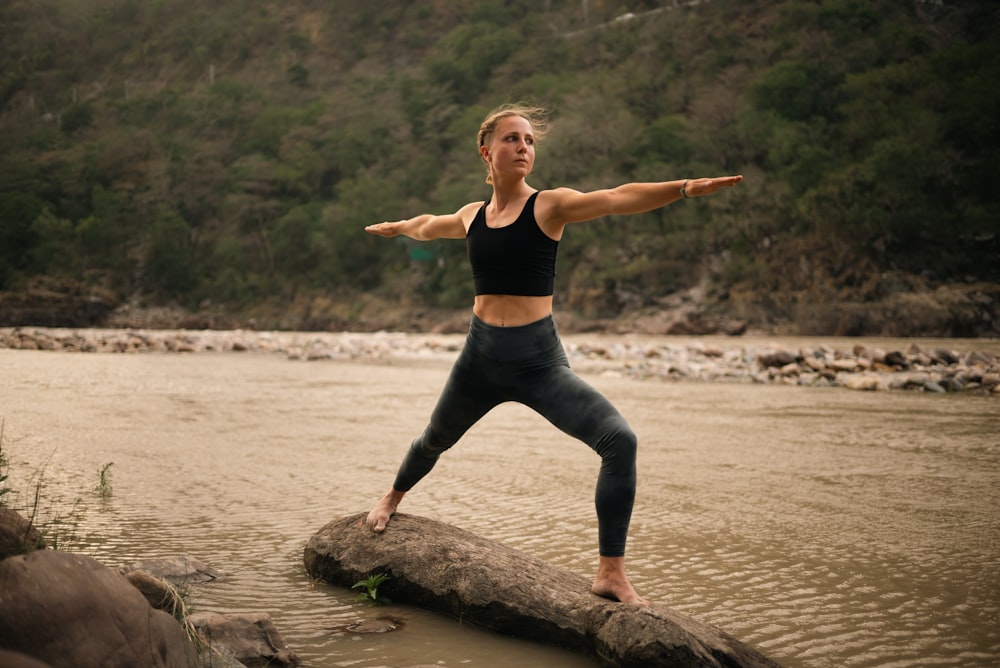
[2,326,998,396]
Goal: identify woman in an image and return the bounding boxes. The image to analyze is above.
[364,103,742,606]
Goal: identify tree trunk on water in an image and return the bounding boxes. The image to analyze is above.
[303,513,781,668]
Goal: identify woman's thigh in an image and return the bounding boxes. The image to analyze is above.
[517,364,628,449]
[424,347,505,447]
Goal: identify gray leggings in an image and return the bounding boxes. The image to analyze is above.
[392,314,637,557]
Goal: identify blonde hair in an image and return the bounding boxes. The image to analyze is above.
[478,103,551,184]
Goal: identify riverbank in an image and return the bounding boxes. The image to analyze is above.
[2,326,997,396]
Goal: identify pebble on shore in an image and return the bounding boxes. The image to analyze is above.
[1,327,997,396]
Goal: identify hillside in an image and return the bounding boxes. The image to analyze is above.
[1,0,998,336]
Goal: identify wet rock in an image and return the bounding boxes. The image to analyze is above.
[0,508,45,558]
[0,550,199,667]
[118,554,221,584]
[123,569,187,619]
[305,513,780,668]
[189,611,301,667]
[341,617,403,634]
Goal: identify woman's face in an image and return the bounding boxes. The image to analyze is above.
[482,115,535,181]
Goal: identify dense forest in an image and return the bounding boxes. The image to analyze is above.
[1,0,998,336]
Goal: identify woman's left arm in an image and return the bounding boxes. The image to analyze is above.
[546,175,743,226]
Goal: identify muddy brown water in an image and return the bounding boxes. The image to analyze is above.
[1,340,997,667]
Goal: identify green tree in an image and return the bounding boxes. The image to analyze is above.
[143,207,200,300]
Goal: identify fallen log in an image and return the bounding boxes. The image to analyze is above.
[304,513,780,668]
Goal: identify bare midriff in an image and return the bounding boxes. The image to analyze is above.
[473,294,553,327]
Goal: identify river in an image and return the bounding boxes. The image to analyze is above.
[0,339,997,667]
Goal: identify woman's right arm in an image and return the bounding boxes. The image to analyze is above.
[365,201,482,241]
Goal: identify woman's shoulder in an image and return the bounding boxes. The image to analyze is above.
[533,187,581,215]
[535,187,583,209]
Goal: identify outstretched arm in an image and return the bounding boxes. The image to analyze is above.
[365,201,483,241]
[546,175,743,226]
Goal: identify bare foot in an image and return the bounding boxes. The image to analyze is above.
[365,489,405,532]
[592,556,650,607]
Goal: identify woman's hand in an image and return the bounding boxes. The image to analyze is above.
[364,221,402,237]
[683,175,743,198]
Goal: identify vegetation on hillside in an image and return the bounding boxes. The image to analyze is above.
[1,0,997,333]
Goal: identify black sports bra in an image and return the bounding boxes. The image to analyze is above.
[466,191,558,296]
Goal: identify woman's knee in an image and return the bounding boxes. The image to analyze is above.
[595,418,637,466]
[414,424,456,457]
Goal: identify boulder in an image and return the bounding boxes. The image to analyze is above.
[0,507,45,558]
[0,650,53,668]
[0,550,199,668]
[188,611,301,667]
[118,554,221,585]
[304,513,780,668]
[122,569,188,620]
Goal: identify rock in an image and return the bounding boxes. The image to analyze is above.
[778,362,799,376]
[0,650,53,668]
[942,377,964,392]
[189,611,301,667]
[884,350,909,368]
[118,554,221,584]
[802,355,826,372]
[0,550,199,667]
[931,348,960,365]
[123,569,187,620]
[966,350,996,366]
[844,374,880,391]
[340,617,403,634]
[758,349,797,368]
[0,508,45,558]
[829,358,859,372]
[304,513,780,668]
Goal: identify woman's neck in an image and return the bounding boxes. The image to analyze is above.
[489,179,533,212]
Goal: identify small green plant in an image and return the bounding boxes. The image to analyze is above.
[95,462,114,497]
[352,572,392,605]
[41,497,83,551]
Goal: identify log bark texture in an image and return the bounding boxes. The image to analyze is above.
[304,513,781,668]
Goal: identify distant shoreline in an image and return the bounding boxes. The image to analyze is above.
[3,326,997,397]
